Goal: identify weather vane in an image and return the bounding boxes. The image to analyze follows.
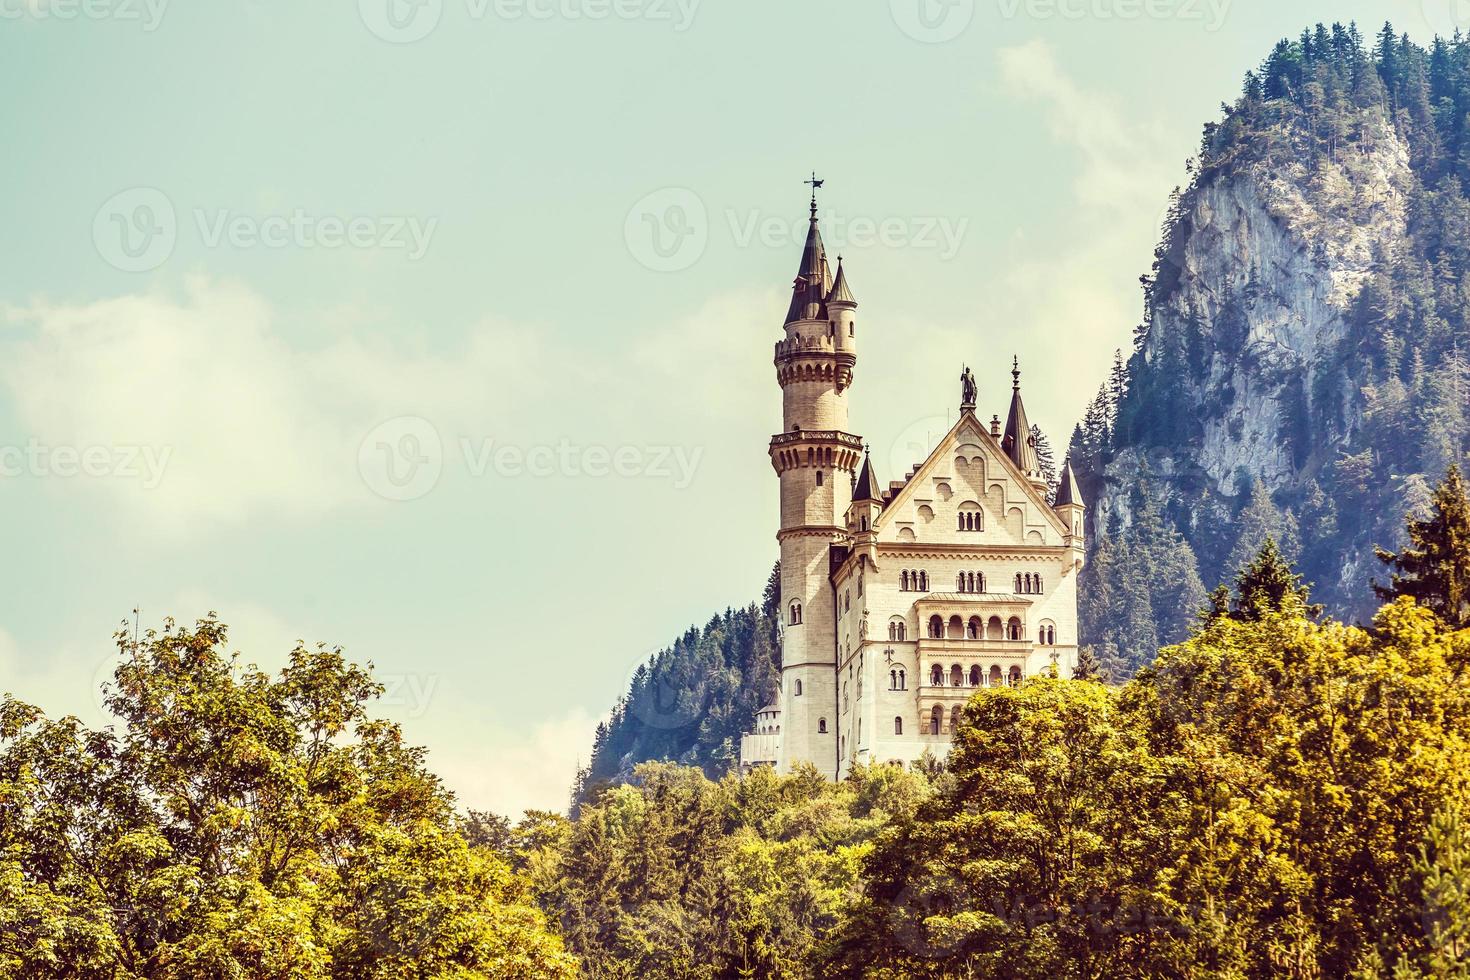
[804,171,824,217]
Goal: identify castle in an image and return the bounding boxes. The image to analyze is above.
[739,189,1087,779]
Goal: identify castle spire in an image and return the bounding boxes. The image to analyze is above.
[853,446,881,503]
[1002,356,1042,479]
[1053,455,1084,508]
[785,174,832,324]
[827,255,856,306]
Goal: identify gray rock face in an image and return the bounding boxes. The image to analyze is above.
[1096,111,1413,546]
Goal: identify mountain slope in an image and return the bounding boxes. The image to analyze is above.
[572,564,781,805]
[1074,22,1470,667]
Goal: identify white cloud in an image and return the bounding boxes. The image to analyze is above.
[431,708,602,819]
[0,278,546,532]
[989,40,1187,431]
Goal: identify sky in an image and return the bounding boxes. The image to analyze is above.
[0,0,1453,817]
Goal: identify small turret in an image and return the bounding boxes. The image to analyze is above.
[1002,356,1047,492]
[1054,455,1086,549]
[846,448,883,568]
[827,256,857,354]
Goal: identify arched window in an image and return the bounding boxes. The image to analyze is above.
[1015,573,1023,593]
[1008,666,1022,687]
[989,664,1002,687]
[951,705,963,732]
[898,668,906,690]
[957,572,966,592]
[977,572,986,592]
[861,515,869,530]
[789,601,802,626]
[890,669,897,690]
[929,615,943,638]
[1008,617,1023,641]
[818,717,828,733]
[816,471,823,486]
[795,680,803,696]
[1035,574,1044,593]
[894,716,903,735]
[901,570,910,591]
[949,664,963,687]
[969,664,982,686]
[930,664,943,686]
[967,615,982,639]
[947,615,963,639]
[930,705,943,735]
[919,571,929,592]
[844,591,850,612]
[987,615,1003,640]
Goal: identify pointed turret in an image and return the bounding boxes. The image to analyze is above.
[1053,456,1083,507]
[1002,356,1043,483]
[1053,454,1086,549]
[852,450,881,503]
[784,196,832,324]
[827,257,856,307]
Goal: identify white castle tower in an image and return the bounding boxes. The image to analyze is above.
[740,182,1086,779]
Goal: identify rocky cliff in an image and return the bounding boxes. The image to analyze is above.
[1075,23,1470,652]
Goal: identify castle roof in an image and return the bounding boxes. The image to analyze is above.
[827,257,856,306]
[784,211,832,324]
[1053,456,1084,508]
[1002,356,1042,479]
[852,451,882,503]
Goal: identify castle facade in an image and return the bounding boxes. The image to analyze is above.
[740,192,1087,779]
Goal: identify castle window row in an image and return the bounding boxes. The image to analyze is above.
[887,619,907,641]
[1016,573,1043,594]
[927,663,1024,688]
[956,571,986,593]
[900,570,929,592]
[928,614,1024,641]
[957,510,982,531]
[888,668,907,690]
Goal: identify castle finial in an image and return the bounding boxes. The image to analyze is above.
[1011,355,1021,390]
[804,171,824,220]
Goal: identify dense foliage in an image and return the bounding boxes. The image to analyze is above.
[523,469,1470,978]
[1072,21,1470,673]
[0,618,576,980]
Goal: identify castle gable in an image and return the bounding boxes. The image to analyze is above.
[874,412,1064,549]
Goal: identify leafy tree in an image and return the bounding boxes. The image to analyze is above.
[1376,464,1470,627]
[0,615,577,980]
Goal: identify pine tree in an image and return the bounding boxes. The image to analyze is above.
[1375,465,1470,627]
[1032,423,1058,499]
[1072,644,1106,682]
[1233,536,1321,621]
